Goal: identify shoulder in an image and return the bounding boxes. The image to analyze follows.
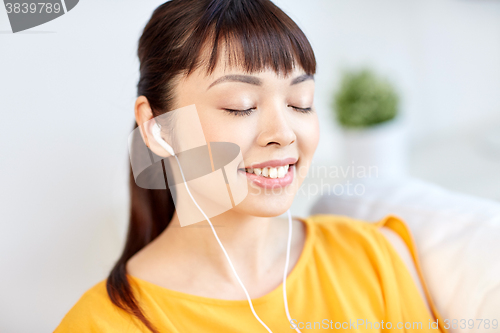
[306,213,387,248]
[307,213,411,248]
[307,213,380,232]
[54,279,141,333]
[303,213,401,274]
[307,213,416,260]
[305,213,421,273]
[307,213,431,312]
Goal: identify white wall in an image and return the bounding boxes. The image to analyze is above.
[274,0,500,158]
[1,0,499,332]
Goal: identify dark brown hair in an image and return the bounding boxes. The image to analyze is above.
[106,0,316,331]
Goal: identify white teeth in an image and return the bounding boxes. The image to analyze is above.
[245,165,290,179]
[277,166,285,178]
[269,167,278,178]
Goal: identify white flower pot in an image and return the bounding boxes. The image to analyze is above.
[340,118,409,180]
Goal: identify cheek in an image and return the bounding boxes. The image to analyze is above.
[297,114,320,157]
[197,109,254,152]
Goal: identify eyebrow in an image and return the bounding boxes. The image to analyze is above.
[207,73,314,90]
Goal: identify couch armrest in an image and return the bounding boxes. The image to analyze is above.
[310,177,500,329]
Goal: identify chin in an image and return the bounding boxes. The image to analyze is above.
[235,190,296,217]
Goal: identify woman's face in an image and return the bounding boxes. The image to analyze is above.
[171,60,319,218]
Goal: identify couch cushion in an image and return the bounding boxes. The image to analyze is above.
[310,177,500,323]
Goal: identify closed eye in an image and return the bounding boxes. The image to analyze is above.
[289,105,313,113]
[223,107,256,116]
[223,105,313,116]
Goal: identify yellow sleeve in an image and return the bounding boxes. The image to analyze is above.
[53,280,142,333]
[372,215,449,333]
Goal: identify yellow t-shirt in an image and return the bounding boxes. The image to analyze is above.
[54,214,449,332]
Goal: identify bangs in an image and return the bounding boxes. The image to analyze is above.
[181,0,316,77]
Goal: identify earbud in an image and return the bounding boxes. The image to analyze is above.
[152,122,175,156]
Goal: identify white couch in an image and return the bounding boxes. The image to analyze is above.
[310,177,500,333]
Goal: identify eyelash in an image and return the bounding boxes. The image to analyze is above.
[223,106,313,116]
[223,107,256,117]
[291,106,313,113]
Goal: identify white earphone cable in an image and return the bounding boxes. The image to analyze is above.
[172,153,273,332]
[153,124,300,332]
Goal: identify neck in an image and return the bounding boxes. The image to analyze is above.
[156,209,289,284]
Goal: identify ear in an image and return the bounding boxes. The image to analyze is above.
[134,96,173,158]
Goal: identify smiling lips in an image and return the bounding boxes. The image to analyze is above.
[245,165,289,178]
[238,158,297,189]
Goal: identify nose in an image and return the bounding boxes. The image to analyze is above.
[256,103,297,148]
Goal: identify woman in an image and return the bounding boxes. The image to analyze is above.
[55,0,448,332]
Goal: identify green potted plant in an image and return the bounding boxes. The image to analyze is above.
[332,68,408,179]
